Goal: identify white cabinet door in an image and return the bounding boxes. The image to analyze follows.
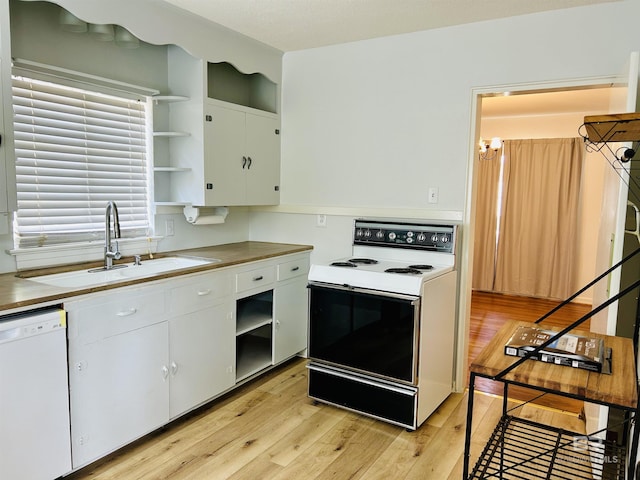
[273,278,309,364]
[245,113,280,205]
[169,302,235,418]
[68,322,170,468]
[204,104,246,206]
[204,103,280,206]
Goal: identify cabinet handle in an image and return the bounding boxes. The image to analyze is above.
[170,361,178,376]
[253,275,264,281]
[247,157,252,169]
[116,307,137,317]
[161,365,169,380]
[291,266,300,272]
[242,156,247,168]
[197,289,212,296]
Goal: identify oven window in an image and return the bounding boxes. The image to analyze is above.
[308,285,418,383]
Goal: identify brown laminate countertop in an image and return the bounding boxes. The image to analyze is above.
[0,241,313,314]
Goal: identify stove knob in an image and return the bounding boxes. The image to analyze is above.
[406,237,414,244]
[441,235,450,243]
[407,231,414,237]
[376,230,385,239]
[431,233,439,243]
[388,232,397,241]
[356,229,363,238]
[364,229,371,238]
[417,233,426,242]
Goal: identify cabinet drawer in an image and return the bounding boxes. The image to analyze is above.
[67,287,167,343]
[277,256,309,282]
[170,272,231,314]
[236,266,275,293]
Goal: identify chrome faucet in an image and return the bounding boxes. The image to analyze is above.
[104,201,122,270]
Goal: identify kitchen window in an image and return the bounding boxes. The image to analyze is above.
[11,74,152,250]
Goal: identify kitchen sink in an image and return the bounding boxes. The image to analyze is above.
[26,256,220,288]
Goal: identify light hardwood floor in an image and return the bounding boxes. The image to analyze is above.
[65,292,589,480]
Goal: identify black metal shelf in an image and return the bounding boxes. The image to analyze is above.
[470,416,626,480]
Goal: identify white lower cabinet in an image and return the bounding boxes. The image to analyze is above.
[68,320,170,468]
[274,255,310,363]
[234,253,310,381]
[274,278,309,364]
[168,271,235,418]
[65,251,310,471]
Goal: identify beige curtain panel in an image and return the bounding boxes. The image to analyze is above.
[472,148,502,291]
[473,137,585,300]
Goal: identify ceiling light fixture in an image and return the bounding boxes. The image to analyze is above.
[479,137,502,161]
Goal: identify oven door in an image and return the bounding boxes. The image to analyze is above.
[308,282,420,384]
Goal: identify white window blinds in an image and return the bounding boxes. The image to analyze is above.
[12,76,150,248]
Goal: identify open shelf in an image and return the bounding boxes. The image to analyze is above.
[236,299,272,335]
[153,131,190,138]
[470,416,625,480]
[153,166,191,172]
[236,329,272,382]
[207,61,277,114]
[152,95,189,104]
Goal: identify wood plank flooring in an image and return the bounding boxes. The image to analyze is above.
[64,292,591,480]
[65,359,585,480]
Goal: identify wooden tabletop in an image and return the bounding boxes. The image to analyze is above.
[470,320,638,409]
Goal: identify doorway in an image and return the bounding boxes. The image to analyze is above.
[476,86,621,303]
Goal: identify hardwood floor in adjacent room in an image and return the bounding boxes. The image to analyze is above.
[64,292,590,480]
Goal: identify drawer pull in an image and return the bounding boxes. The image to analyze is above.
[116,308,137,317]
[253,275,264,281]
[197,289,212,296]
[291,266,300,272]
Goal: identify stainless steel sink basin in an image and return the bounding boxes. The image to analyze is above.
[26,256,220,288]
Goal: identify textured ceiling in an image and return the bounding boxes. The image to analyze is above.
[160,0,618,52]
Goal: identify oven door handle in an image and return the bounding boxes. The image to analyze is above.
[307,281,420,304]
[307,364,417,396]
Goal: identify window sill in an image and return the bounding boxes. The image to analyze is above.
[10,237,161,271]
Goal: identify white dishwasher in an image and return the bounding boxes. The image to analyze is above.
[0,307,72,480]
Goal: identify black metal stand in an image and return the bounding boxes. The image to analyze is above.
[462,268,640,479]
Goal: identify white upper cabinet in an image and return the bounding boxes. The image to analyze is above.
[204,104,280,206]
[155,45,281,207]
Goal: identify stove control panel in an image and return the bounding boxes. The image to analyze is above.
[353,220,456,253]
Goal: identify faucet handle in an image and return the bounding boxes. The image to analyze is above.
[134,255,142,266]
[113,241,122,260]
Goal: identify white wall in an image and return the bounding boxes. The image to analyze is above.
[256,0,640,284]
[278,2,639,214]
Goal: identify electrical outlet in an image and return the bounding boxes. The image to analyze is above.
[165,219,175,236]
[428,187,439,204]
[317,214,327,227]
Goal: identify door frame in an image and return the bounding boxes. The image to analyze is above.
[455,74,631,392]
